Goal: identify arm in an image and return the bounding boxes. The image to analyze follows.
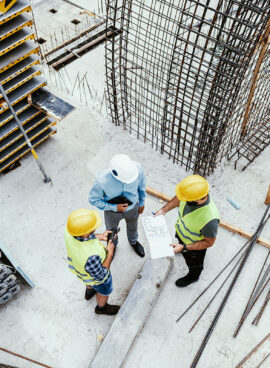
[95,230,112,242]
[102,241,114,270]
[85,255,110,281]
[89,180,117,211]
[138,166,146,207]
[171,237,216,253]
[155,195,180,215]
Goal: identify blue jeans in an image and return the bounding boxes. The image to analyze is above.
[91,272,113,296]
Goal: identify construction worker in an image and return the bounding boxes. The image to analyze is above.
[89,154,146,257]
[155,175,220,287]
[64,208,120,315]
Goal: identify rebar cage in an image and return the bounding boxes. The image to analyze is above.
[105,0,270,176]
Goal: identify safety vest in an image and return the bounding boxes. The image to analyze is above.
[64,229,108,286]
[175,199,220,245]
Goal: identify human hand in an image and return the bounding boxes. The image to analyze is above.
[100,230,112,242]
[117,203,128,212]
[153,209,165,216]
[170,243,183,254]
[138,206,144,214]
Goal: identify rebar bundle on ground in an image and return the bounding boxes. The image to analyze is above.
[105,0,270,175]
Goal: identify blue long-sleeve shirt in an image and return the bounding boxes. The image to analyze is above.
[89,162,146,212]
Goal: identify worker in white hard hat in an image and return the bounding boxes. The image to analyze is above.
[89,154,146,257]
[65,209,120,315]
[155,175,220,287]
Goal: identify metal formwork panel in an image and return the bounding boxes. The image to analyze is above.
[0,28,34,56]
[0,54,39,84]
[0,98,29,125]
[0,127,55,172]
[0,0,63,174]
[0,13,32,41]
[0,66,41,96]
[0,1,31,26]
[0,118,55,163]
[0,0,19,17]
[0,41,39,72]
[0,112,48,152]
[0,76,46,114]
[0,105,40,136]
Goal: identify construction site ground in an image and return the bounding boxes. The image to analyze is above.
[0,1,270,368]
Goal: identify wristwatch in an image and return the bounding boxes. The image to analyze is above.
[182,244,188,253]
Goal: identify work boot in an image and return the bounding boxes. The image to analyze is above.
[85,287,96,300]
[95,303,120,315]
[130,241,145,257]
[175,271,201,287]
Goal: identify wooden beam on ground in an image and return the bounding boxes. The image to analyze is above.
[265,184,270,205]
[50,31,113,69]
[43,19,106,58]
[146,186,270,250]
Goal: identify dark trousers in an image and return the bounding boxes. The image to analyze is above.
[104,203,139,245]
[176,233,206,278]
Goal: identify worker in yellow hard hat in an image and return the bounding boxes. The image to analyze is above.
[155,175,220,287]
[64,208,120,315]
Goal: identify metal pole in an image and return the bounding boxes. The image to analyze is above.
[190,205,270,368]
[0,83,51,183]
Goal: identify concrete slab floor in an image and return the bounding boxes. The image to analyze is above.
[0,1,270,368]
[0,83,269,368]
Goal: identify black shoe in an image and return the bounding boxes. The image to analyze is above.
[95,303,120,315]
[85,287,96,300]
[131,241,145,257]
[175,274,199,287]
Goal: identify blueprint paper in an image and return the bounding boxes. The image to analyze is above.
[141,215,174,259]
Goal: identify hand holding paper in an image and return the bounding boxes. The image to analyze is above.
[141,215,174,259]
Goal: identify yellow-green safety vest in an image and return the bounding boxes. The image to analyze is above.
[64,229,109,286]
[175,199,220,245]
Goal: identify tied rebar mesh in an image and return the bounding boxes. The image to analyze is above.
[105,0,270,176]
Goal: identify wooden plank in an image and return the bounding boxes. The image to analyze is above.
[43,19,106,58]
[219,221,270,249]
[146,186,270,249]
[265,185,270,205]
[50,31,113,69]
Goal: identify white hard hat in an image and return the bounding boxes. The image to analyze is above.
[110,154,138,184]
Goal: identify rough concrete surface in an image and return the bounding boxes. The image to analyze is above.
[90,258,173,368]
[0,1,270,368]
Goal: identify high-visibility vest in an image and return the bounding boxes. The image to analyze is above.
[64,229,108,286]
[175,199,220,245]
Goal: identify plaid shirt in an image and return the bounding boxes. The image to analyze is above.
[74,234,109,282]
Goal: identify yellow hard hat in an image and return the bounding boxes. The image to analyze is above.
[175,175,209,201]
[67,209,102,236]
